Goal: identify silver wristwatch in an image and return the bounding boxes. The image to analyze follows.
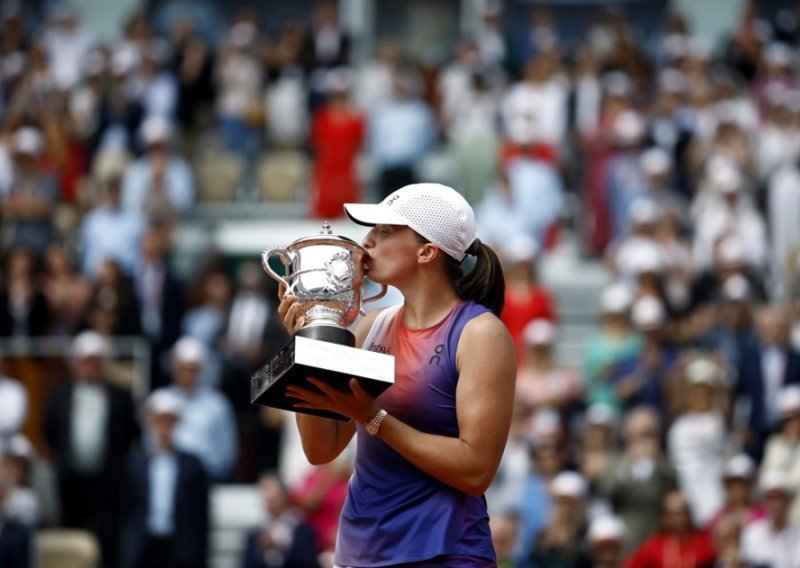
[365,409,388,436]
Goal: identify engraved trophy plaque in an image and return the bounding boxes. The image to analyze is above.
[251,223,395,420]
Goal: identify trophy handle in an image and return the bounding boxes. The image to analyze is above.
[360,283,388,315]
[262,248,293,292]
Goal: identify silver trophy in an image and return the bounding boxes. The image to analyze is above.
[251,223,395,420]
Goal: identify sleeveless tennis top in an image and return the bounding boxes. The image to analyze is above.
[334,300,496,567]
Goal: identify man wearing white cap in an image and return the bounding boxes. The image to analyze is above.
[761,384,800,523]
[119,390,209,568]
[120,115,195,219]
[156,336,238,482]
[740,470,800,568]
[667,356,728,527]
[43,330,138,565]
[0,126,59,254]
[579,515,626,568]
[582,282,643,412]
[528,471,589,566]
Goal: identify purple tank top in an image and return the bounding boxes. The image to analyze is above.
[334,300,496,567]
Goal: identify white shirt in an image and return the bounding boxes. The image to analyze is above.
[148,452,178,536]
[0,377,28,437]
[763,346,787,427]
[741,518,800,568]
[70,382,108,473]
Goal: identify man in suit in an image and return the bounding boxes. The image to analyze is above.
[219,261,289,480]
[241,472,319,568]
[0,465,31,568]
[43,330,139,566]
[119,389,209,568]
[134,223,185,389]
[737,305,800,460]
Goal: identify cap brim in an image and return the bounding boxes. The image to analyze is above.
[343,203,407,227]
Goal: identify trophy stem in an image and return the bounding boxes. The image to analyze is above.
[296,325,356,347]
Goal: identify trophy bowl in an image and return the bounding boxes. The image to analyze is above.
[261,222,386,345]
[252,222,394,420]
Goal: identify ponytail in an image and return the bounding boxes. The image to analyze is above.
[444,242,506,317]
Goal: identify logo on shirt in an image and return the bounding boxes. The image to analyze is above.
[429,344,445,366]
[368,342,392,355]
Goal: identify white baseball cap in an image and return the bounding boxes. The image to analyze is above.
[344,183,477,262]
[147,389,184,417]
[139,116,173,146]
[599,282,633,314]
[172,336,207,366]
[551,471,588,500]
[759,469,793,496]
[723,454,755,480]
[685,357,721,386]
[588,515,626,543]
[71,330,109,359]
[777,385,800,419]
[631,296,666,330]
[12,127,44,156]
[523,319,558,346]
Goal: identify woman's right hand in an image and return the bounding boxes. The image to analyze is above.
[277,284,305,334]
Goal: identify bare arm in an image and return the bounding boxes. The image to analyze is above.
[288,312,517,495]
[280,291,383,464]
[374,313,516,495]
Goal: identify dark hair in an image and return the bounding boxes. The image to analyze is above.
[417,234,506,316]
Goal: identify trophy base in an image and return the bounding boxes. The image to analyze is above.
[296,325,355,347]
[250,334,395,421]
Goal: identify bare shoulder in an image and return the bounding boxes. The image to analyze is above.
[354,307,389,348]
[457,312,516,369]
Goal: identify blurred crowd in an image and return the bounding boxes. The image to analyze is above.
[2,0,800,566]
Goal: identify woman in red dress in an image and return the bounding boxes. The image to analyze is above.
[309,69,365,219]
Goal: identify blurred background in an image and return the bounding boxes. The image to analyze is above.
[2,0,800,566]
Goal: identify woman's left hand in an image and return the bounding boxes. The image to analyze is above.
[285,377,379,424]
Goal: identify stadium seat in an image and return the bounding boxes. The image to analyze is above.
[209,484,265,568]
[194,151,247,203]
[35,529,100,568]
[256,150,309,203]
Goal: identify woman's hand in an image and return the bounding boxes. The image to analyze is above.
[286,377,378,424]
[277,283,305,334]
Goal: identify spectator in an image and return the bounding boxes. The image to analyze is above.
[582,283,643,412]
[119,389,209,568]
[737,305,800,460]
[578,515,627,568]
[625,490,715,568]
[597,406,676,550]
[39,4,94,92]
[366,67,436,199]
[0,361,27,440]
[78,170,146,278]
[121,116,195,221]
[0,246,51,338]
[577,404,620,488]
[740,470,800,567]
[0,464,31,568]
[219,260,289,479]
[132,224,184,389]
[490,509,521,568]
[39,242,93,336]
[0,435,41,528]
[309,68,365,220]
[526,471,589,568]
[499,235,558,362]
[760,385,800,522]
[214,21,264,165]
[242,472,319,568]
[604,110,649,240]
[43,330,139,565]
[288,452,352,556]
[476,157,564,249]
[708,453,764,531]
[159,336,238,482]
[83,257,142,338]
[667,357,730,527]
[0,126,59,255]
[181,269,232,388]
[610,296,678,417]
[515,319,581,416]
